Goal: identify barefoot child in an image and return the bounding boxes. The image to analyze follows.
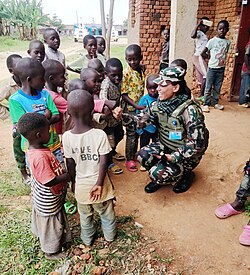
[27,40,45,63]
[215,159,250,246]
[201,20,230,112]
[121,44,145,172]
[63,89,116,246]
[18,112,71,259]
[100,58,125,175]
[43,28,66,67]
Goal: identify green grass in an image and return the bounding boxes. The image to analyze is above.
[245,200,250,216]
[0,209,62,274]
[110,45,126,68]
[0,37,30,52]
[0,170,30,197]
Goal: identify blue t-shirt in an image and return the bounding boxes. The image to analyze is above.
[9,89,60,151]
[136,94,157,134]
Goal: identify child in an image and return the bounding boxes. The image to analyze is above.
[0,54,29,182]
[27,40,45,63]
[238,28,250,108]
[62,89,116,246]
[170,58,192,99]
[96,36,107,65]
[43,28,66,67]
[68,78,85,93]
[99,58,124,175]
[43,59,67,135]
[215,159,250,246]
[67,35,105,74]
[137,74,158,149]
[17,112,71,259]
[121,44,145,172]
[159,28,170,71]
[0,54,22,120]
[191,17,211,98]
[9,58,63,168]
[80,68,117,128]
[88,58,105,82]
[201,20,230,112]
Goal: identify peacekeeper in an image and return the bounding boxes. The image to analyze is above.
[137,67,209,194]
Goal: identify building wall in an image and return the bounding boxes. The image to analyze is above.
[128,0,241,97]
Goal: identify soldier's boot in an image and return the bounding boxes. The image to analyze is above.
[173,171,195,194]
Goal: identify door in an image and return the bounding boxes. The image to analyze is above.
[229,2,250,101]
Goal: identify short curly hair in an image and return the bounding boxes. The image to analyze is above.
[17,112,48,138]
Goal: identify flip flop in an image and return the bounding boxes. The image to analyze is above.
[239,225,250,246]
[108,163,123,175]
[215,203,242,219]
[64,201,77,215]
[125,160,138,172]
[113,153,125,161]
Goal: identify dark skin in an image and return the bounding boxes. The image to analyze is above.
[19,67,60,124]
[67,92,108,201]
[191,19,209,39]
[96,37,106,55]
[106,66,123,86]
[8,57,22,87]
[201,22,229,60]
[28,43,45,63]
[27,121,70,187]
[122,49,145,110]
[44,30,60,51]
[45,65,66,93]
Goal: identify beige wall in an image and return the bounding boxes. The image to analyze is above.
[170,0,199,87]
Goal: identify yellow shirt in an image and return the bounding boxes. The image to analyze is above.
[121,66,145,111]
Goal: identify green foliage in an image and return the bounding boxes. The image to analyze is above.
[245,200,250,216]
[0,36,29,52]
[0,210,62,274]
[0,170,30,197]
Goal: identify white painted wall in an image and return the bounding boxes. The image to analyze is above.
[170,0,199,87]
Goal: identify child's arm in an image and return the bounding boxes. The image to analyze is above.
[89,153,108,202]
[201,47,209,60]
[66,65,81,74]
[245,45,250,73]
[191,20,202,39]
[122,94,145,110]
[66,158,76,193]
[48,114,60,124]
[44,172,70,187]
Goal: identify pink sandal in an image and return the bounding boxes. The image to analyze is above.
[239,225,250,246]
[125,160,138,172]
[215,203,242,219]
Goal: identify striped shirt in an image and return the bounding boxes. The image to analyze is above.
[27,148,66,216]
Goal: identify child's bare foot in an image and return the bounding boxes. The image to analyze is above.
[45,251,65,260]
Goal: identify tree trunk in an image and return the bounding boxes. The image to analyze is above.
[106,0,115,59]
[100,0,106,39]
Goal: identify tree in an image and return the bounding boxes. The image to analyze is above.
[49,14,65,32]
[106,0,115,59]
[100,0,106,39]
[0,0,49,39]
[100,0,115,59]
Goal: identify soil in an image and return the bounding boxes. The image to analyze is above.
[0,40,250,274]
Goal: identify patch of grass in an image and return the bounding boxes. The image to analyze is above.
[0,36,29,52]
[0,209,64,274]
[110,45,126,68]
[245,200,250,216]
[0,170,30,197]
[0,204,8,213]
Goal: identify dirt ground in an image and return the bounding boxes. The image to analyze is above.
[0,40,250,274]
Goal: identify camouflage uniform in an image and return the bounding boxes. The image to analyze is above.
[137,99,209,185]
[235,159,250,204]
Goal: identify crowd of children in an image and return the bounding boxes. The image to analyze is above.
[0,19,249,260]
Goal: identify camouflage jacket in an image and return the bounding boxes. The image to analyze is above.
[152,99,209,163]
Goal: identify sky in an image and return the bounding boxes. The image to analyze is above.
[41,0,129,25]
